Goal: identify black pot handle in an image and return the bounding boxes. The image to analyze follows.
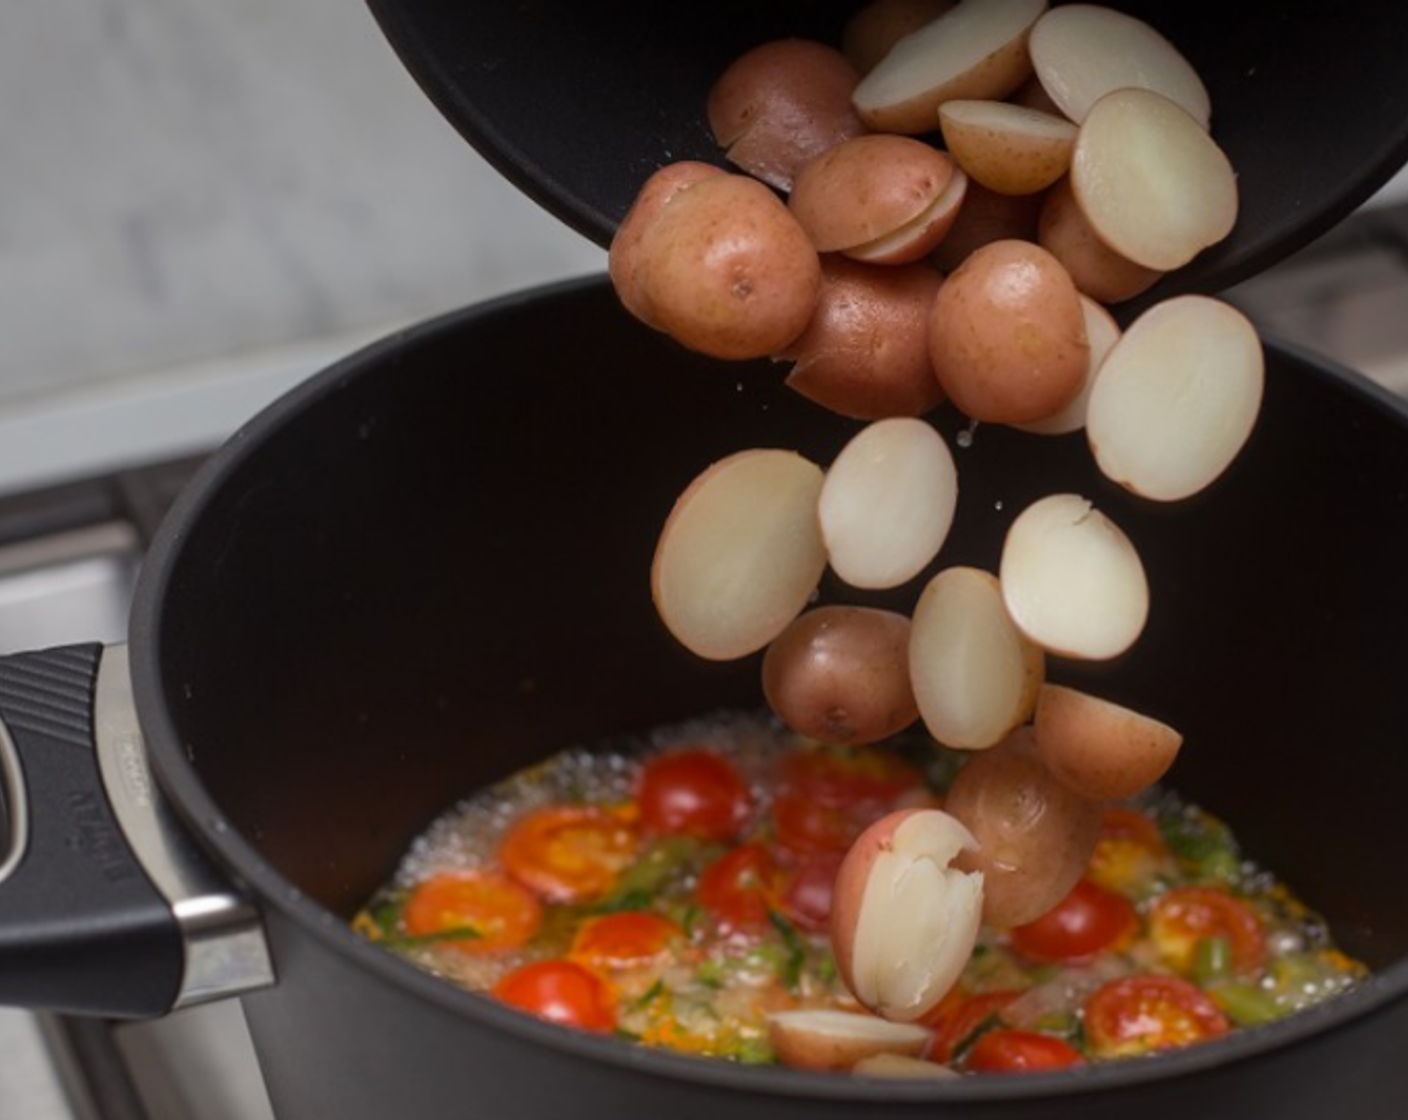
[0,643,273,1018]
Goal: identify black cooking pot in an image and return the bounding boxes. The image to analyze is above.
[0,276,1406,1118]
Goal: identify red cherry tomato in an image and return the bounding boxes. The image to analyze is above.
[772,791,869,855]
[1084,974,1231,1058]
[1148,886,1267,976]
[401,870,543,955]
[498,804,638,903]
[777,746,926,811]
[920,988,1021,1063]
[491,959,616,1033]
[777,850,844,933]
[965,1029,1085,1073]
[1009,877,1140,963]
[637,748,753,842]
[1088,806,1173,894]
[696,843,785,935]
[569,911,681,970]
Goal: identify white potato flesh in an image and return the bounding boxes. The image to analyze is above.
[1028,4,1211,127]
[852,1053,959,1079]
[1086,295,1264,501]
[938,99,1076,196]
[909,567,1043,749]
[819,418,958,589]
[652,449,826,661]
[1072,88,1237,271]
[767,1009,931,1071]
[852,0,1049,134]
[1014,294,1120,436]
[834,809,984,1021]
[999,493,1148,660]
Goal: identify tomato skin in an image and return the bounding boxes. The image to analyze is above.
[498,804,638,904]
[491,960,616,1033]
[772,791,868,855]
[1084,974,1231,1058]
[696,843,785,935]
[777,850,844,933]
[569,911,681,970]
[402,870,542,955]
[637,748,753,842]
[1148,886,1267,976]
[1009,877,1140,963]
[1088,806,1173,894]
[965,1029,1085,1073]
[920,988,1021,1063]
[777,746,925,810]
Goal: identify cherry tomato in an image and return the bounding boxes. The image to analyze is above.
[498,804,638,903]
[778,745,926,810]
[965,1029,1085,1073]
[1148,886,1267,976]
[1087,806,1173,894]
[1084,974,1231,1058]
[491,959,616,1033]
[696,843,785,935]
[1009,877,1140,963]
[637,748,753,842]
[569,911,682,970]
[777,850,844,933]
[920,988,1021,1063]
[771,791,869,855]
[402,869,542,955]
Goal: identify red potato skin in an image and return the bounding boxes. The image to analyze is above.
[707,39,868,193]
[609,161,728,328]
[762,605,920,745]
[943,727,1102,929]
[1038,176,1164,305]
[927,239,1088,424]
[1033,684,1183,801]
[788,134,958,254]
[842,0,957,74]
[631,173,823,360]
[779,255,945,420]
[768,1014,929,1071]
[929,181,1041,272]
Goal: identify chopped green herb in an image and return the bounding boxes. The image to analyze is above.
[768,911,807,992]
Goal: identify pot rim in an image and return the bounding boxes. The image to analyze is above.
[129,274,1408,1101]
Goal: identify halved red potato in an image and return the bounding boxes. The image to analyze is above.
[1037,175,1164,305]
[928,239,1088,424]
[779,256,945,420]
[842,0,957,74]
[1033,683,1183,801]
[651,448,826,661]
[1086,295,1264,501]
[1028,4,1211,128]
[929,181,1042,272]
[1013,294,1120,436]
[938,99,1076,196]
[1071,88,1237,272]
[998,493,1149,660]
[631,172,822,360]
[789,134,965,264]
[831,808,984,1021]
[767,1009,931,1071]
[818,417,958,590]
[909,567,1044,750]
[852,0,1049,134]
[852,1053,960,1079]
[609,161,727,327]
[707,39,868,193]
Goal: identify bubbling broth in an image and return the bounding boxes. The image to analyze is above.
[353,712,1366,1074]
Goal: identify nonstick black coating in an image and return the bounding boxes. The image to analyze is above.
[364,0,1408,311]
[129,276,1408,1118]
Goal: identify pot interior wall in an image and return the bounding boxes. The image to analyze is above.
[148,278,1408,969]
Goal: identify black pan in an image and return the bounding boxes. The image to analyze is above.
[365,0,1408,306]
[0,277,1406,1118]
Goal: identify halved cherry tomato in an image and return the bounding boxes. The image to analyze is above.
[637,748,753,842]
[965,1029,1085,1073]
[569,911,682,970]
[402,869,542,955]
[499,804,638,903]
[1084,974,1231,1058]
[1009,877,1140,963]
[1148,886,1267,976]
[777,850,844,933]
[695,843,785,936]
[491,959,616,1033]
[920,988,1021,1063]
[1087,806,1174,894]
[771,791,868,855]
[777,745,926,811]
